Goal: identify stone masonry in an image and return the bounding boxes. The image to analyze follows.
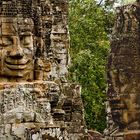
[0,0,87,139]
[105,1,140,140]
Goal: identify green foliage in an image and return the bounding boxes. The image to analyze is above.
[121,0,136,5]
[69,0,114,132]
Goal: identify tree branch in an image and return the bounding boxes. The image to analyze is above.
[97,0,104,6]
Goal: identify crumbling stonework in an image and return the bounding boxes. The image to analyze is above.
[0,0,86,139]
[105,1,140,140]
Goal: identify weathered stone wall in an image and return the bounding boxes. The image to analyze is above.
[0,0,87,139]
[105,2,140,140]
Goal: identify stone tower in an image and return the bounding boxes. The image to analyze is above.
[0,0,86,139]
[105,1,140,140]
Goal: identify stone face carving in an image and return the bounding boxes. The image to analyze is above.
[0,17,34,81]
[0,0,86,140]
[105,2,140,140]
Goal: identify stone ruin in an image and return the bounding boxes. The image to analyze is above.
[0,0,87,139]
[105,1,140,140]
[4,0,140,139]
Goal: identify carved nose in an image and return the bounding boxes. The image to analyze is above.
[9,37,24,59]
[9,46,24,59]
[9,51,24,59]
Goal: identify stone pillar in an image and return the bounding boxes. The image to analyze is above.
[0,0,86,139]
[105,2,140,140]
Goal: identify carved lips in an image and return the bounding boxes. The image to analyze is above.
[5,58,30,70]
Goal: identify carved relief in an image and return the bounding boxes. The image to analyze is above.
[0,18,34,81]
[0,0,86,140]
[106,2,140,139]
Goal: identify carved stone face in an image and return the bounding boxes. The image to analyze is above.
[120,90,140,129]
[110,70,140,129]
[0,18,34,81]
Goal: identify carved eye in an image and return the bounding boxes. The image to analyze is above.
[20,33,33,47]
[0,36,13,47]
[23,36,32,45]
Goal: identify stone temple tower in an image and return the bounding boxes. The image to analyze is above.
[105,1,140,140]
[0,0,86,139]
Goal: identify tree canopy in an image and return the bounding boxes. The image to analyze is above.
[121,0,136,5]
[69,0,114,132]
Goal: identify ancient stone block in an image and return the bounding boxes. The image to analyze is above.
[0,0,86,139]
[105,1,140,140]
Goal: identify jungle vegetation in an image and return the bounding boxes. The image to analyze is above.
[68,0,115,132]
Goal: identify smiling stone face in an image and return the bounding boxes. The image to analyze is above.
[0,18,34,81]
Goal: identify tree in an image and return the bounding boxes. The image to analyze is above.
[120,0,136,5]
[69,0,114,132]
